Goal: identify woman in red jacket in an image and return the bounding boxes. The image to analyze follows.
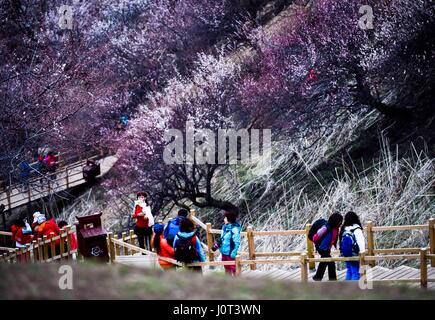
[151,223,176,270]
[132,191,154,250]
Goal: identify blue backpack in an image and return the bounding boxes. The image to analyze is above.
[340,227,360,257]
[165,217,184,246]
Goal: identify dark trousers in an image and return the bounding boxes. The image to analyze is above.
[313,249,337,281]
[134,226,153,250]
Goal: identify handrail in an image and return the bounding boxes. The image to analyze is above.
[0,225,77,263]
[372,224,429,232]
[2,210,434,289]
[0,154,103,210]
[110,237,182,266]
[188,212,435,272]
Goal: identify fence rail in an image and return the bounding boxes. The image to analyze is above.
[1,209,434,289]
[0,226,76,263]
[106,211,435,288]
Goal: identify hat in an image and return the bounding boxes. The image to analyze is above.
[33,212,42,223]
[36,215,46,224]
[153,223,164,234]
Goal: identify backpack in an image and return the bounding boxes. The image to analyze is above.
[222,222,241,253]
[340,227,360,257]
[165,218,183,246]
[174,235,199,263]
[308,219,328,244]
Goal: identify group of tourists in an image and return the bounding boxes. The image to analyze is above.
[309,211,365,281]
[10,212,77,258]
[18,146,58,185]
[9,190,366,280]
[131,191,241,276]
[132,192,365,280]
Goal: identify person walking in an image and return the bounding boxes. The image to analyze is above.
[132,191,154,250]
[173,218,205,273]
[212,209,241,276]
[311,212,343,281]
[164,208,188,247]
[152,223,177,270]
[339,211,365,281]
[58,220,78,259]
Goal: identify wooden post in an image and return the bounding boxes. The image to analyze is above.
[129,230,135,255]
[305,223,315,270]
[108,232,116,263]
[300,253,308,283]
[122,232,127,256]
[206,223,214,262]
[37,238,43,262]
[6,188,11,211]
[26,244,32,262]
[59,230,65,259]
[18,247,25,263]
[247,226,256,270]
[49,232,56,261]
[420,248,428,289]
[65,168,69,189]
[359,251,367,280]
[32,240,38,263]
[189,209,196,226]
[12,248,18,263]
[366,221,375,267]
[114,234,120,256]
[429,218,435,267]
[235,255,242,276]
[6,187,12,210]
[42,235,48,262]
[66,226,72,257]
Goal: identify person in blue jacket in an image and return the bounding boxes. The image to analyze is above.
[164,208,188,247]
[212,209,241,276]
[173,218,205,273]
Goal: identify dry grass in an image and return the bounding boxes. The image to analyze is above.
[202,114,434,270]
[1,262,433,300]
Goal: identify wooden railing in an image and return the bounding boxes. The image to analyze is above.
[2,209,434,289]
[0,226,77,263]
[0,154,102,211]
[105,211,435,288]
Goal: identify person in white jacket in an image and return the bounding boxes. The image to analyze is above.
[339,211,366,280]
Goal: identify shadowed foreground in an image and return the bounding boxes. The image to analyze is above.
[1,262,435,300]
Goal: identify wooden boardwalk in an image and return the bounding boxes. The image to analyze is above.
[113,254,435,289]
[0,155,118,211]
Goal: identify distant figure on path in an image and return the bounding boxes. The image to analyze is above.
[339,211,365,280]
[58,220,78,259]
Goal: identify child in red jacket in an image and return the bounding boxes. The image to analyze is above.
[11,218,33,248]
[34,214,61,245]
[151,223,176,270]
